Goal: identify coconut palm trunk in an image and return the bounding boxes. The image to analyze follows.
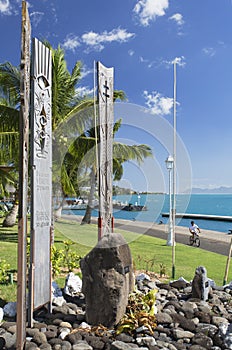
[3,202,19,227]
[81,167,96,225]
[54,201,63,221]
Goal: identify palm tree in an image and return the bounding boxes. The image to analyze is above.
[64,118,153,224]
[0,63,20,164]
[0,43,92,225]
[0,63,21,226]
[0,43,153,227]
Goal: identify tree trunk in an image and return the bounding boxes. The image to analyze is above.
[81,168,96,225]
[54,197,65,221]
[2,203,19,227]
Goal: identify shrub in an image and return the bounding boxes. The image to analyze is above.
[0,259,10,284]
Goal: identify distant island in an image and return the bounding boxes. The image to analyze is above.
[113,185,165,196]
[113,185,135,196]
[186,186,232,194]
[113,185,232,195]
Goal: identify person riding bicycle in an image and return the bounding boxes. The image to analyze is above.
[189,221,201,237]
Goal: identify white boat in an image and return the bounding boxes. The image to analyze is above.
[62,198,87,210]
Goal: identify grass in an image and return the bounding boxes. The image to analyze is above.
[0,217,231,305]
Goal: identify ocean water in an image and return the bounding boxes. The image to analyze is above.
[63,193,232,234]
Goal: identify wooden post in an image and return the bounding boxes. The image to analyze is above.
[28,38,52,326]
[97,62,114,239]
[16,1,31,349]
[223,237,232,285]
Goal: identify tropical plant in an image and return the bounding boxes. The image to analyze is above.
[0,166,16,199]
[51,241,81,277]
[0,43,153,227]
[51,246,64,277]
[0,43,92,225]
[62,116,153,225]
[63,240,81,272]
[0,62,20,165]
[59,89,153,225]
[0,63,21,227]
[0,259,11,284]
[116,289,157,335]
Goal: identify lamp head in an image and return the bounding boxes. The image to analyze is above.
[165,155,174,170]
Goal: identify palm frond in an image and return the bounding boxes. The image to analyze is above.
[113,90,127,102]
[60,164,76,196]
[0,133,19,164]
[113,118,122,135]
[0,105,19,131]
[0,62,20,106]
[113,143,152,165]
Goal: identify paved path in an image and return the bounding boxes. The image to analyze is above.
[114,220,231,257]
[61,214,232,256]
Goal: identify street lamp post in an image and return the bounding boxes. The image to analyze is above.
[172,59,177,279]
[165,156,174,246]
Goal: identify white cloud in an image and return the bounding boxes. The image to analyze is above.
[76,86,94,97]
[0,0,12,15]
[143,90,173,115]
[169,13,184,26]
[82,28,135,52]
[139,56,149,63]
[202,47,216,57]
[81,65,93,79]
[63,34,80,52]
[30,12,44,27]
[128,49,135,56]
[139,55,156,68]
[133,0,169,26]
[51,3,58,23]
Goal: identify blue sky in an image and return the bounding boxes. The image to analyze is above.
[0,0,232,192]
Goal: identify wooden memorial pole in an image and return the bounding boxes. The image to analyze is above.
[223,237,232,285]
[16,1,31,349]
[28,38,52,326]
[97,62,114,240]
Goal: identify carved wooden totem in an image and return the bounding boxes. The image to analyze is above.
[97,62,114,239]
[29,38,52,324]
[17,1,31,348]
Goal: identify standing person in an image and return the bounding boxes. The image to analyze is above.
[189,220,201,236]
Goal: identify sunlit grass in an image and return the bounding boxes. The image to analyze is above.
[0,217,231,304]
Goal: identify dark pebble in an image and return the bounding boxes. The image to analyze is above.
[115,333,134,343]
[32,331,47,345]
[0,337,6,350]
[25,341,38,350]
[39,343,52,350]
[65,332,83,344]
[44,330,58,340]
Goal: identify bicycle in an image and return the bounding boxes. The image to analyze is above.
[189,232,200,247]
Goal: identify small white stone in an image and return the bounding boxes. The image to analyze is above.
[52,296,66,307]
[64,272,82,296]
[136,325,149,333]
[0,308,3,323]
[79,322,91,330]
[136,273,151,282]
[59,328,71,339]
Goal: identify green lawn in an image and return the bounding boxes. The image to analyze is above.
[0,217,231,305]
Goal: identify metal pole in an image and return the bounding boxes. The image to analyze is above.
[167,168,173,246]
[172,59,177,279]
